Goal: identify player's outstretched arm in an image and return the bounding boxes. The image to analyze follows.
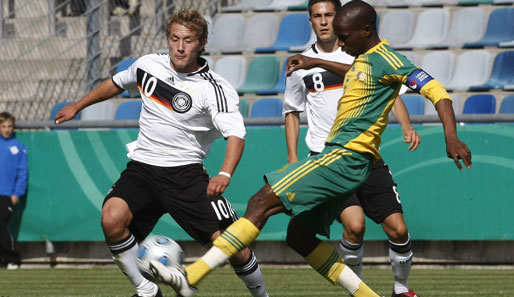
[285,112,301,163]
[286,54,351,78]
[392,96,420,151]
[207,136,245,197]
[435,99,472,170]
[54,78,123,124]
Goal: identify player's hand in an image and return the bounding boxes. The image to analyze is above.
[446,137,472,170]
[286,55,318,76]
[207,175,230,197]
[402,126,420,151]
[11,195,19,206]
[54,103,79,124]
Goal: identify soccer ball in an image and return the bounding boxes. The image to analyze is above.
[136,235,184,282]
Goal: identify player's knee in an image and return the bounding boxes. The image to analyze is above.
[101,207,130,238]
[344,222,365,242]
[385,222,408,242]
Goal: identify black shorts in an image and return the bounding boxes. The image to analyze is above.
[342,159,403,224]
[105,161,239,244]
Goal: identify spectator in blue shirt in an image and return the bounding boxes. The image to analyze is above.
[0,112,27,269]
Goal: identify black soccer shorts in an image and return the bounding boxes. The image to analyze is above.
[342,159,403,224]
[104,161,239,244]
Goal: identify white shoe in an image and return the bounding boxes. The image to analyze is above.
[6,263,19,270]
[149,260,197,297]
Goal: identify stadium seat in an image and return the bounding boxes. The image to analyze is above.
[115,100,142,120]
[289,30,316,52]
[239,98,250,118]
[81,101,116,121]
[458,0,493,4]
[464,7,514,48]
[249,98,283,118]
[439,7,487,48]
[398,51,421,66]
[255,14,311,53]
[288,0,308,10]
[396,9,450,49]
[401,95,425,115]
[221,0,272,12]
[425,94,462,115]
[446,50,491,91]
[378,10,415,48]
[237,56,280,94]
[257,58,289,95]
[469,51,514,91]
[500,95,514,113]
[241,14,279,52]
[255,0,306,11]
[385,0,413,7]
[462,94,496,114]
[493,0,514,3]
[214,55,247,90]
[116,58,137,98]
[50,101,81,121]
[499,40,514,48]
[421,51,455,86]
[206,14,245,54]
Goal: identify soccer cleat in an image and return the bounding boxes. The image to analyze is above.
[392,289,419,297]
[149,260,197,297]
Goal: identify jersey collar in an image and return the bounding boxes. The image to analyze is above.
[187,57,210,76]
[365,39,390,55]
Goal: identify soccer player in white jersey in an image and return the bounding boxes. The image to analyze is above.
[284,1,420,296]
[54,10,269,297]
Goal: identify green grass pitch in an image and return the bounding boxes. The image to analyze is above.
[1,267,514,296]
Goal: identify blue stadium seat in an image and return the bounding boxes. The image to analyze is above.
[257,58,288,95]
[401,95,425,115]
[250,98,283,118]
[500,95,514,114]
[469,51,514,91]
[463,94,496,114]
[464,7,514,48]
[255,14,311,53]
[50,101,81,121]
[116,58,137,98]
[115,100,142,120]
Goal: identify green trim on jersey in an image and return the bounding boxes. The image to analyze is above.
[326,40,418,161]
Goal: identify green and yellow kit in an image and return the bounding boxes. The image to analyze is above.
[265,40,452,236]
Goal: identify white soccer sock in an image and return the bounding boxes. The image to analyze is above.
[232,252,269,297]
[389,234,413,294]
[339,236,364,280]
[109,234,158,296]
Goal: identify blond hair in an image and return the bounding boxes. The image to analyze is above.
[166,9,208,44]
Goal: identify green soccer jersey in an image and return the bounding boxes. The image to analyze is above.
[326,40,450,161]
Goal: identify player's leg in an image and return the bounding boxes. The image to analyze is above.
[286,217,379,297]
[381,213,417,297]
[338,201,366,279]
[0,196,13,267]
[102,162,163,297]
[152,163,273,296]
[211,231,269,297]
[360,160,417,296]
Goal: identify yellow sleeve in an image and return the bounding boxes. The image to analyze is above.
[420,80,453,106]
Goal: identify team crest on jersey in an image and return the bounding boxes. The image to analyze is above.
[9,146,19,155]
[356,72,366,81]
[172,92,192,113]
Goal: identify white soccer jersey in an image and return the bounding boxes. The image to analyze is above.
[112,53,246,167]
[283,44,354,153]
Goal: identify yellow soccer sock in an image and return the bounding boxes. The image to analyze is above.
[185,218,260,286]
[305,242,379,297]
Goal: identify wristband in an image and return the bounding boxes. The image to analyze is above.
[218,171,231,179]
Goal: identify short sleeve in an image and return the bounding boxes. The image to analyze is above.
[112,59,139,92]
[203,74,246,139]
[283,70,307,115]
